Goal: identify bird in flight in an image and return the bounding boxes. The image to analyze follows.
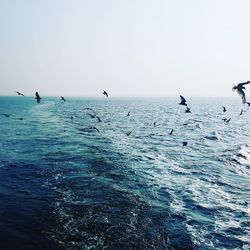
[222,106,226,112]
[185,107,191,113]
[15,91,24,96]
[126,130,132,136]
[61,96,66,101]
[169,129,174,135]
[2,113,10,117]
[179,95,187,106]
[127,111,130,117]
[35,92,41,103]
[103,90,108,98]
[182,141,188,147]
[240,109,243,115]
[232,81,250,104]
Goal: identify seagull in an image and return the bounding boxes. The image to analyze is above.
[103,90,108,98]
[35,92,41,103]
[2,113,10,117]
[169,129,174,135]
[182,141,188,147]
[179,95,187,106]
[240,109,243,115]
[126,130,132,136]
[15,91,24,96]
[232,81,250,104]
[185,107,191,113]
[223,106,226,112]
[61,96,66,101]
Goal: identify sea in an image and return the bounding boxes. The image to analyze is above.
[0,96,249,250]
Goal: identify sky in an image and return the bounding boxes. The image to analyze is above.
[0,0,250,97]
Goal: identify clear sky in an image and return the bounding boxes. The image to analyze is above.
[0,0,250,97]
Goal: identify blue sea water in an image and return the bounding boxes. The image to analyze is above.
[0,96,249,250]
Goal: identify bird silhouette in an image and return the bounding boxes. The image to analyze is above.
[222,106,226,112]
[35,92,41,103]
[169,129,174,135]
[15,91,24,96]
[126,130,132,136]
[61,96,66,101]
[182,141,188,147]
[232,81,250,104]
[179,95,187,106]
[185,107,191,113]
[2,113,10,117]
[103,90,108,97]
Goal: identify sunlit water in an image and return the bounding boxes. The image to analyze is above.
[0,96,249,249]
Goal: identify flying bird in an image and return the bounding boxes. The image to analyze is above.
[61,96,66,101]
[169,129,174,135]
[15,91,24,96]
[153,121,157,127]
[232,81,250,104]
[182,141,188,147]
[102,90,108,98]
[2,113,10,117]
[179,95,187,106]
[240,109,243,115]
[127,111,130,117]
[96,116,102,122]
[83,107,96,114]
[35,92,41,103]
[126,130,132,136]
[223,106,226,112]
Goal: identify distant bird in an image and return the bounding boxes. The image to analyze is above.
[169,129,174,135]
[232,81,250,104]
[2,113,10,117]
[179,95,187,106]
[223,106,226,112]
[15,91,24,96]
[185,107,191,113]
[182,141,188,147]
[103,90,108,98]
[153,121,157,127]
[225,118,231,123]
[35,92,41,103]
[127,111,130,117]
[84,107,96,114]
[222,118,227,122]
[126,130,132,136]
[96,116,102,122]
[240,109,243,115]
[61,96,66,101]
[87,113,96,119]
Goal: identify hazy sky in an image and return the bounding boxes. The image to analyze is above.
[0,0,250,97]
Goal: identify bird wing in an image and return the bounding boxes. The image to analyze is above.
[237,89,246,104]
[180,95,186,103]
[238,81,250,87]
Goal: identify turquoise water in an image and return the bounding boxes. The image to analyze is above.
[0,96,249,249]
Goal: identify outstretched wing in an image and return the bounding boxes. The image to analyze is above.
[238,81,250,87]
[180,95,186,103]
[237,89,246,104]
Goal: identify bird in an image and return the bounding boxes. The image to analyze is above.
[35,92,41,103]
[169,129,174,135]
[102,90,108,97]
[127,111,130,117]
[153,121,157,127]
[223,106,226,112]
[185,107,191,113]
[182,141,188,147]
[83,107,96,114]
[2,113,10,117]
[179,95,187,106]
[225,118,231,123]
[222,118,227,122]
[61,96,66,101]
[126,130,132,136]
[90,126,101,134]
[240,109,243,115]
[232,81,250,104]
[15,91,24,96]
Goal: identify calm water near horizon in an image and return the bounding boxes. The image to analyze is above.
[0,96,249,249]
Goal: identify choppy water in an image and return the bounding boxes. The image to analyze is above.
[0,96,249,250]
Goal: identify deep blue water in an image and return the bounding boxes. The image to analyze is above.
[0,96,249,250]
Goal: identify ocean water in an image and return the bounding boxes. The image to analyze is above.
[0,96,249,250]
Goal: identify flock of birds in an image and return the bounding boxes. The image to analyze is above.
[2,81,250,147]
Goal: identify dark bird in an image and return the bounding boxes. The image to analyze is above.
[153,121,157,127]
[2,113,10,117]
[70,116,73,120]
[96,116,102,122]
[169,129,174,135]
[232,81,250,104]
[127,111,130,117]
[182,141,188,147]
[61,96,66,101]
[223,106,226,112]
[240,109,243,115]
[84,107,96,114]
[222,118,227,122]
[15,91,24,96]
[185,107,191,113]
[225,118,231,123]
[126,130,132,136]
[35,92,41,103]
[87,113,96,119]
[103,90,108,98]
[179,95,187,106]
